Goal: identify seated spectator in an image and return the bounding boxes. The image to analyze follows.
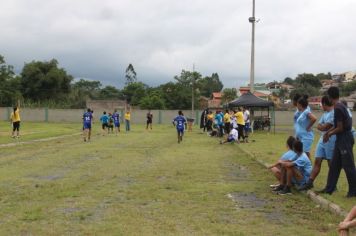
[208,125,219,137]
[268,136,297,188]
[338,206,356,236]
[272,140,312,195]
[220,128,239,144]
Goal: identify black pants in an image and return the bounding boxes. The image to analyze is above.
[218,125,224,137]
[13,121,20,131]
[325,132,356,195]
[224,122,231,134]
[237,124,245,141]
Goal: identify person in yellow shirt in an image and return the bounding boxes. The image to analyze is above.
[234,107,246,142]
[207,111,214,131]
[10,105,21,138]
[223,110,231,135]
[124,111,131,132]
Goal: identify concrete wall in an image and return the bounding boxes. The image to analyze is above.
[1,108,356,126]
[0,108,201,124]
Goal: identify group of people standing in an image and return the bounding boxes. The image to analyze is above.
[200,107,250,144]
[269,86,356,198]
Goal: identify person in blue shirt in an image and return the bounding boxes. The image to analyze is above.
[274,140,312,195]
[295,95,317,159]
[100,111,109,134]
[112,109,121,135]
[173,110,187,143]
[319,87,356,197]
[214,110,224,137]
[83,108,93,142]
[299,96,335,191]
[268,136,297,189]
[293,94,311,136]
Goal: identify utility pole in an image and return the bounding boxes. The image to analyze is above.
[249,0,256,93]
[191,63,195,118]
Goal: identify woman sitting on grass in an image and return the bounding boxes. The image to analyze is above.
[271,140,312,195]
[268,136,297,188]
[220,128,238,144]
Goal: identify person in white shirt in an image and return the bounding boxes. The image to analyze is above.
[220,128,239,144]
[243,107,251,141]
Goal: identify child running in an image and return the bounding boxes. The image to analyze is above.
[268,136,297,188]
[100,111,109,135]
[172,110,187,143]
[108,113,114,133]
[83,108,93,142]
[272,140,312,195]
[112,109,121,135]
[299,96,335,191]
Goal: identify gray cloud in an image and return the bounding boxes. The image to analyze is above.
[1,0,356,88]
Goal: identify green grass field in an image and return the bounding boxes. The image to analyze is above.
[0,122,349,235]
[241,130,356,211]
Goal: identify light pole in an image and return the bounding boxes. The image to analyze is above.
[191,63,195,119]
[249,0,256,93]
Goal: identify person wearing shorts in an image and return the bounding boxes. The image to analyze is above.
[100,111,109,134]
[146,111,153,130]
[319,87,356,197]
[112,109,121,135]
[173,110,187,143]
[275,140,312,195]
[268,136,297,190]
[295,95,317,159]
[83,108,93,142]
[299,96,335,191]
[10,105,21,138]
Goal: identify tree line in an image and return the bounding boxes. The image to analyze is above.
[276,73,355,100]
[0,55,229,109]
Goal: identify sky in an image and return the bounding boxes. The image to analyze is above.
[1,0,356,89]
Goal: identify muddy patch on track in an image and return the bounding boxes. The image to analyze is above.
[227,192,285,223]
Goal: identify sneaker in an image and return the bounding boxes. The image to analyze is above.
[315,188,333,195]
[278,186,292,195]
[269,183,280,189]
[346,192,356,198]
[272,185,284,192]
[298,181,314,191]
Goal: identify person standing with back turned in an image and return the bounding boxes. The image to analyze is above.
[319,87,356,197]
[10,101,21,138]
[173,110,187,143]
